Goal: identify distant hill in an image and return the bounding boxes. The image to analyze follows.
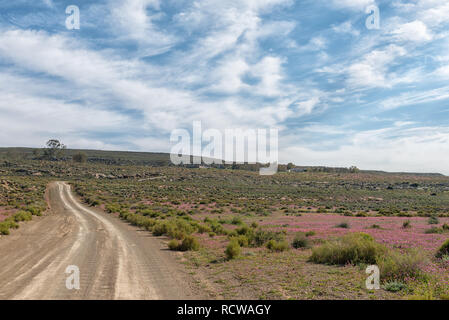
[0,147,171,166]
[0,147,444,176]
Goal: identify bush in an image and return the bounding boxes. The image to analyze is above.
[384,281,407,292]
[105,203,121,214]
[236,224,251,236]
[335,222,350,229]
[428,216,440,225]
[0,223,10,235]
[292,233,310,249]
[197,224,212,234]
[305,231,316,237]
[178,236,200,251]
[377,249,425,282]
[309,232,384,265]
[26,205,43,216]
[436,239,449,259]
[251,229,285,247]
[402,220,411,229]
[266,239,289,252]
[232,235,249,247]
[425,227,444,234]
[152,221,170,236]
[13,211,32,222]
[231,216,243,225]
[225,240,241,260]
[168,239,180,251]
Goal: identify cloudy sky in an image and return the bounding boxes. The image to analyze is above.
[1,0,449,174]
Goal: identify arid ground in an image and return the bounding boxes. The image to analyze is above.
[1,150,449,300]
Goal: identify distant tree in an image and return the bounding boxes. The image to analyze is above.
[72,152,87,163]
[287,162,295,170]
[349,166,360,173]
[43,139,66,160]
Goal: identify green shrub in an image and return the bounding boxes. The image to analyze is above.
[197,224,212,234]
[152,221,170,236]
[425,227,443,234]
[266,239,289,252]
[442,223,449,231]
[231,216,243,225]
[236,224,251,236]
[309,232,384,265]
[0,223,10,235]
[402,220,411,229]
[168,239,180,251]
[428,216,440,225]
[232,235,249,247]
[13,211,32,222]
[377,249,425,282]
[26,205,43,216]
[3,219,19,229]
[251,229,285,247]
[436,239,449,259]
[105,203,121,214]
[292,233,310,249]
[225,239,241,260]
[335,222,350,229]
[370,224,381,229]
[305,231,316,237]
[178,235,200,251]
[384,281,407,292]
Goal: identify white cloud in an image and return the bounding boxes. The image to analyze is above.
[391,20,433,42]
[282,126,449,175]
[109,0,177,56]
[332,21,360,36]
[346,45,407,88]
[380,86,449,109]
[330,0,375,10]
[296,97,321,115]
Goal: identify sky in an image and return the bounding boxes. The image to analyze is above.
[0,0,449,174]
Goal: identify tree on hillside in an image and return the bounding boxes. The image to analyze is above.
[349,166,360,173]
[43,139,66,160]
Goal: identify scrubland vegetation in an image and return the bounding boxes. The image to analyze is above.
[1,148,449,299]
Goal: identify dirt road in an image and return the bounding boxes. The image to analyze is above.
[0,182,200,300]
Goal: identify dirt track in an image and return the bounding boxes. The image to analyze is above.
[0,182,200,300]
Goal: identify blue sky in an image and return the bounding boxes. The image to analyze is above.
[1,0,449,174]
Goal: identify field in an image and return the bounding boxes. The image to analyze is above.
[1,151,449,299]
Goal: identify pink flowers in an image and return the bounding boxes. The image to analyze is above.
[262,214,449,252]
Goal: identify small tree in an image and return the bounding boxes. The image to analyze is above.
[43,139,66,160]
[349,166,360,173]
[72,152,87,163]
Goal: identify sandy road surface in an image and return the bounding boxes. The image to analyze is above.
[0,182,200,300]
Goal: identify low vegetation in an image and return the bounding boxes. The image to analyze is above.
[2,148,449,299]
